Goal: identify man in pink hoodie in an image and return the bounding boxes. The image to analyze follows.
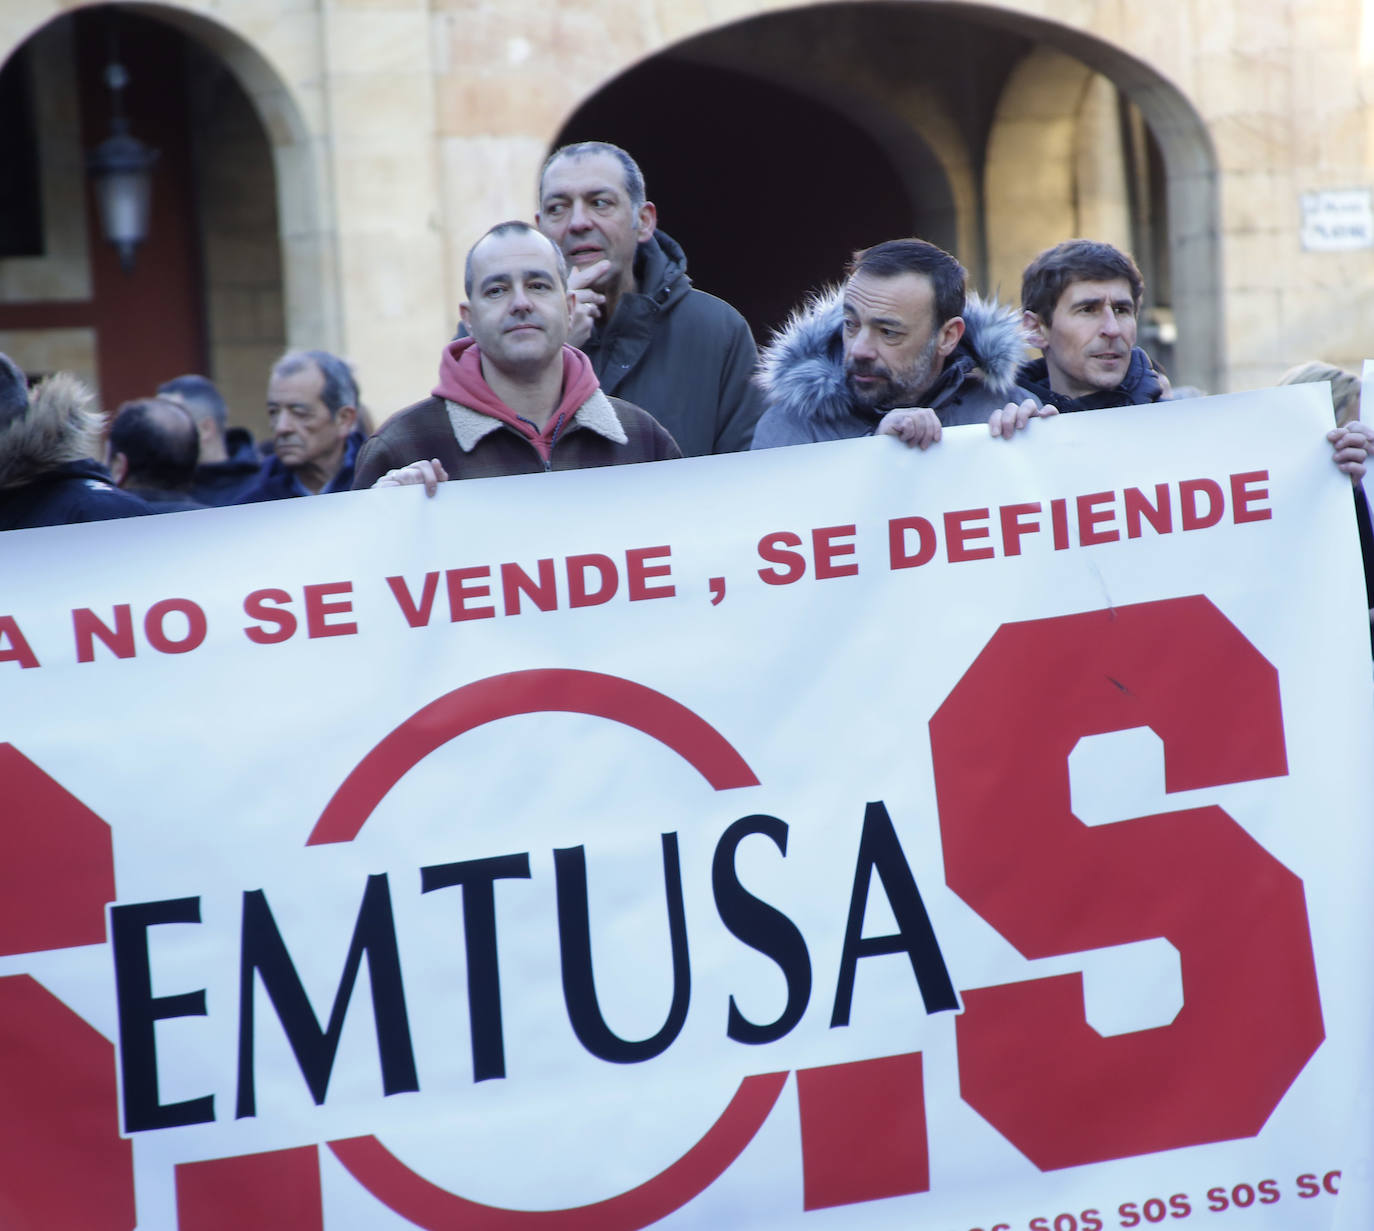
[353,221,680,493]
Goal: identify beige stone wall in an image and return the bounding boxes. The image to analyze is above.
[318,0,446,416]
[3,0,1373,407]
[0,328,97,389]
[984,49,1120,299]
[1073,0,1374,391]
[186,46,286,432]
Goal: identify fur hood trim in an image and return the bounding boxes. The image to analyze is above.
[0,372,104,490]
[755,285,1030,427]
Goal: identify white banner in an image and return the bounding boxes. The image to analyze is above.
[0,384,1370,1231]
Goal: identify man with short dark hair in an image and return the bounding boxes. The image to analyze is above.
[0,352,150,530]
[354,221,679,492]
[536,141,762,456]
[107,397,206,513]
[1017,239,1166,411]
[752,238,1042,449]
[1018,242,1374,647]
[237,349,365,503]
[157,373,261,505]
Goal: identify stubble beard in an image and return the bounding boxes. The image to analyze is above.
[845,331,942,412]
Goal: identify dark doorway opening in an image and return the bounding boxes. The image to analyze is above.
[555,57,915,340]
[75,6,209,402]
[0,49,44,257]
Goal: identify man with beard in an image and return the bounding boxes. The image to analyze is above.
[751,238,1043,450]
[353,221,679,491]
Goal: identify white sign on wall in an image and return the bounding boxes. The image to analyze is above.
[1300,189,1374,251]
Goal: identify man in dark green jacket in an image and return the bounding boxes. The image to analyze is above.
[536,141,762,457]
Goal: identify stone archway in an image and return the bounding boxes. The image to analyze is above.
[984,49,1137,288]
[981,38,1216,390]
[0,3,327,421]
[549,1,1220,388]
[554,56,927,340]
[125,2,342,362]
[941,2,1221,391]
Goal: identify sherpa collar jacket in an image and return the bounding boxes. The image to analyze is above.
[750,287,1036,449]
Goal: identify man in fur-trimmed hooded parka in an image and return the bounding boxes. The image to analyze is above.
[0,353,150,531]
[752,238,1044,450]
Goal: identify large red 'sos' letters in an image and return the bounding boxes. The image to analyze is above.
[177,1147,323,1231]
[0,744,133,1228]
[930,596,1323,1170]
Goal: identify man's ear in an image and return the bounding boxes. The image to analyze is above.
[336,404,358,433]
[109,452,129,487]
[936,315,965,360]
[1022,309,1048,349]
[635,201,658,244]
[459,302,472,332]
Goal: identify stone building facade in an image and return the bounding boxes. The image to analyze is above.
[0,0,1370,429]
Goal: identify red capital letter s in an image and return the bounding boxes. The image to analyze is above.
[930,596,1322,1170]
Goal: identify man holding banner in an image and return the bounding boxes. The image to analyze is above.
[353,221,680,493]
[751,238,1045,450]
[2,216,1374,1225]
[4,373,1371,1230]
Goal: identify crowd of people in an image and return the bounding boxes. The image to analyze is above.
[1,139,1370,633]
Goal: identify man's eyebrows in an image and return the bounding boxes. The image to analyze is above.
[847,310,907,329]
[1070,295,1133,311]
[478,268,556,290]
[544,185,616,200]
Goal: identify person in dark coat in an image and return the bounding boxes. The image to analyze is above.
[0,353,150,531]
[751,238,1044,450]
[158,373,261,505]
[1019,242,1374,650]
[1017,239,1168,411]
[236,350,365,503]
[355,221,679,493]
[107,397,207,514]
[536,141,761,457]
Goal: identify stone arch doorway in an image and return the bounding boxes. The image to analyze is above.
[979,29,1218,391]
[0,4,323,424]
[554,57,927,339]
[553,1,1219,389]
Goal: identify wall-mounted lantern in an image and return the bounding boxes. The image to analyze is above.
[86,57,158,273]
